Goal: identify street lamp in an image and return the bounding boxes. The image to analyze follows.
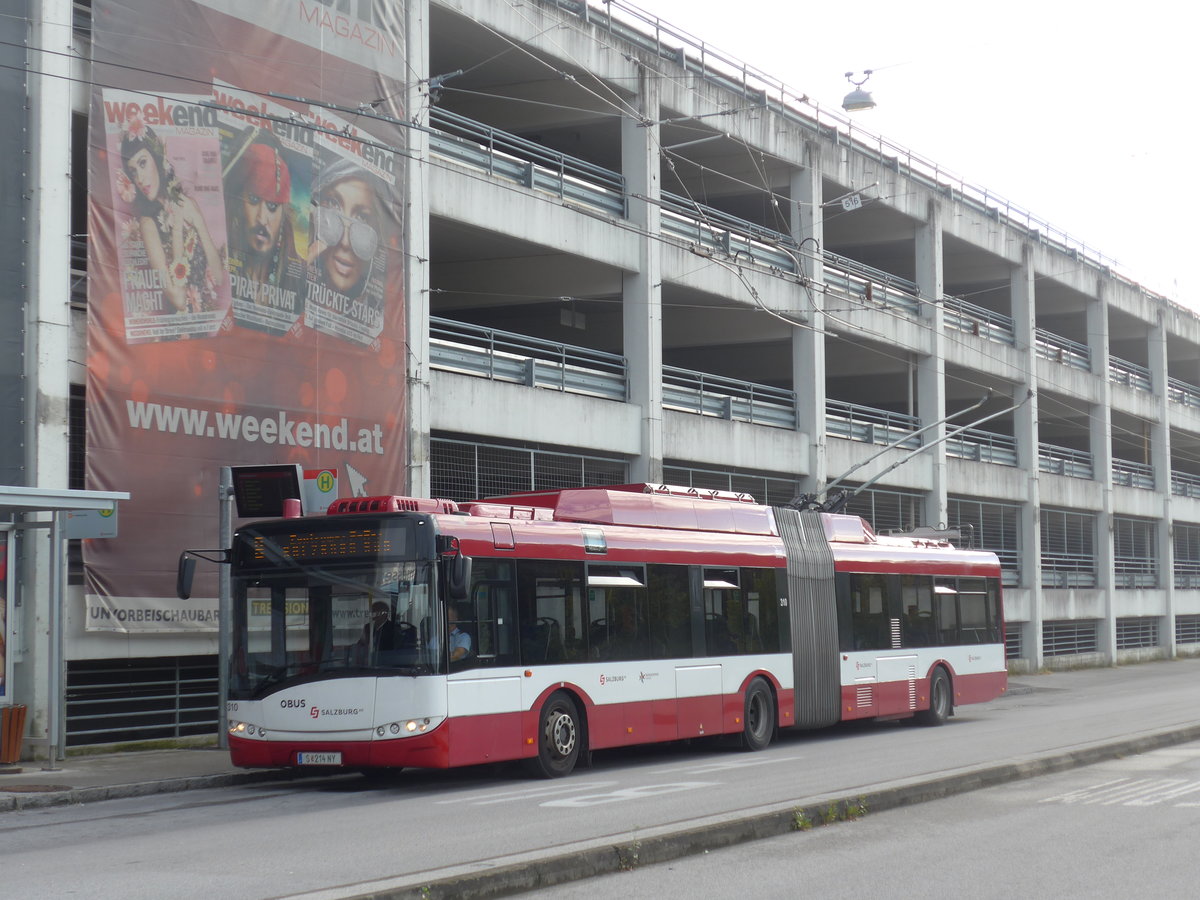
[842,70,876,112]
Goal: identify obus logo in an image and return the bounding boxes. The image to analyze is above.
[280,699,307,709]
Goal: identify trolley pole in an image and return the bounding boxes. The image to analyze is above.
[217,467,234,749]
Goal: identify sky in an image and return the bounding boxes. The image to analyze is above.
[627,0,1196,306]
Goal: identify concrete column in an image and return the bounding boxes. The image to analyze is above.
[914,198,946,528]
[1011,246,1043,668]
[789,148,825,495]
[18,0,75,757]
[405,0,432,497]
[1088,286,1116,661]
[1149,312,1174,655]
[621,68,663,483]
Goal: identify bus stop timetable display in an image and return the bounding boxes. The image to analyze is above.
[232,465,303,518]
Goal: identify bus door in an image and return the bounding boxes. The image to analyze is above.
[446,557,522,767]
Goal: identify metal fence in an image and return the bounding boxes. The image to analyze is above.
[943,296,1015,346]
[66,656,218,746]
[1172,471,1200,499]
[662,366,796,428]
[945,427,1018,466]
[1177,615,1200,646]
[1035,329,1091,371]
[1109,357,1152,393]
[1112,459,1155,490]
[1168,376,1200,409]
[1042,620,1099,656]
[661,463,798,506]
[1116,617,1159,650]
[825,399,921,448]
[1038,443,1094,479]
[429,317,628,401]
[430,108,626,217]
[430,436,628,503]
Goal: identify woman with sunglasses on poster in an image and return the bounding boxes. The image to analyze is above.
[119,117,224,316]
[308,157,383,304]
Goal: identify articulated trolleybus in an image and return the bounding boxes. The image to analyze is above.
[214,483,1006,777]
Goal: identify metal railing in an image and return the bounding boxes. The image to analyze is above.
[1040,564,1099,591]
[1035,329,1091,371]
[946,427,1018,466]
[821,253,922,315]
[825,399,921,448]
[942,296,1015,346]
[1109,357,1152,393]
[66,656,218,746]
[1171,470,1200,499]
[1112,458,1155,490]
[429,317,628,401]
[659,192,798,271]
[1168,376,1200,409]
[429,108,627,217]
[1038,443,1094,479]
[662,366,796,428]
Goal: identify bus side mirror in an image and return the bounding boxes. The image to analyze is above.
[176,553,196,600]
[447,554,472,601]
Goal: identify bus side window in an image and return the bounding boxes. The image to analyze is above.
[463,559,516,669]
[516,560,585,665]
[901,575,936,647]
[935,580,959,644]
[648,564,691,659]
[849,573,890,650]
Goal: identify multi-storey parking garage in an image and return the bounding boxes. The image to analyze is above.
[5,0,1200,751]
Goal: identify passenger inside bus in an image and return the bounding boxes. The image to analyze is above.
[428,603,472,665]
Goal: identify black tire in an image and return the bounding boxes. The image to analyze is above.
[741,678,775,751]
[917,667,952,726]
[528,691,582,778]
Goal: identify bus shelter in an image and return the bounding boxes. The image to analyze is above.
[0,485,129,766]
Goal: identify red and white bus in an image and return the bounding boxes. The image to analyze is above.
[215,483,1006,777]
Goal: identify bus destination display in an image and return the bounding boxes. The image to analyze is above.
[244,519,409,567]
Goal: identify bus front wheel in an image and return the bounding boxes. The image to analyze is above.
[528,691,582,778]
[741,678,775,751]
[917,668,952,726]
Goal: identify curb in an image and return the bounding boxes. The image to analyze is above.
[332,722,1200,900]
[0,767,307,813]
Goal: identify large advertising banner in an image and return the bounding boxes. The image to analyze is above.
[86,1,406,632]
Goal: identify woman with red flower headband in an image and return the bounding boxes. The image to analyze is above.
[120,114,224,315]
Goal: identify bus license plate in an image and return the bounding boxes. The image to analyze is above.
[296,752,342,766]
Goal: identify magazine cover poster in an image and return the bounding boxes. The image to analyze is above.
[103,89,232,343]
[304,112,393,350]
[86,0,407,629]
[217,85,314,337]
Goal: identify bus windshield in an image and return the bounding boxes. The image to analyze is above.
[231,560,438,697]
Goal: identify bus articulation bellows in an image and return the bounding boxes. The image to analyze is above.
[201,483,1006,777]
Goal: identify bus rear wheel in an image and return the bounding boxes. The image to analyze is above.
[528,691,582,778]
[741,678,774,751]
[917,667,952,726]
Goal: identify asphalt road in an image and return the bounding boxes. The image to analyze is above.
[2,659,1199,900]
[523,740,1200,899]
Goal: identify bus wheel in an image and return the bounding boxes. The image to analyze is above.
[529,691,581,778]
[741,678,774,751]
[917,668,952,726]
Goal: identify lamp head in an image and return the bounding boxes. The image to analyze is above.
[841,70,876,112]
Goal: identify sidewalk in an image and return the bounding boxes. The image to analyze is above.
[0,746,298,812]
